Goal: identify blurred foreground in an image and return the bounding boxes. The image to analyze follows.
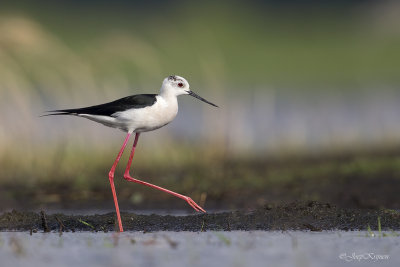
[1,231,399,267]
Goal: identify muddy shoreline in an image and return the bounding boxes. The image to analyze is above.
[1,201,399,232]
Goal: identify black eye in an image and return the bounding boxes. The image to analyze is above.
[178,83,184,88]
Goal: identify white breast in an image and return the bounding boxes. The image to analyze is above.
[112,95,178,133]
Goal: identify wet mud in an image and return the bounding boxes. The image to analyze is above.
[1,201,399,232]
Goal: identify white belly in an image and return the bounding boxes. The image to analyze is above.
[81,95,178,133]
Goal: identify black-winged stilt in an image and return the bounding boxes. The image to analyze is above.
[45,75,218,232]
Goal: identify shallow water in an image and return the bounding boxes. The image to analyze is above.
[0,231,398,267]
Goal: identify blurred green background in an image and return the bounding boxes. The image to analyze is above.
[1,0,400,212]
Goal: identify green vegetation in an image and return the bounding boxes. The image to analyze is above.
[0,1,399,93]
[78,219,95,230]
[366,224,374,237]
[365,217,399,238]
[214,232,231,246]
[1,147,400,210]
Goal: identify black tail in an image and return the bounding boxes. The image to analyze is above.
[41,109,80,117]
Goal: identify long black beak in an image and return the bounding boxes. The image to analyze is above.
[186,90,218,107]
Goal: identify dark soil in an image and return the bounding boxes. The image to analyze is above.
[1,201,399,232]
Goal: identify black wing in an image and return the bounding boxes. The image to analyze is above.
[46,94,157,117]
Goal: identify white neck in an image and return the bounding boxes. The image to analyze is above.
[158,89,178,107]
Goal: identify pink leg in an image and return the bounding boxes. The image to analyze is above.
[109,132,132,232]
[123,133,206,213]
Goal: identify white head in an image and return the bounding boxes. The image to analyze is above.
[161,75,190,96]
[160,75,218,107]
